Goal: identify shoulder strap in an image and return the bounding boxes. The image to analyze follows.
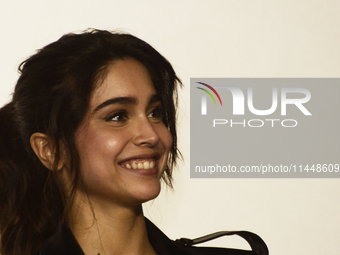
[175,230,268,255]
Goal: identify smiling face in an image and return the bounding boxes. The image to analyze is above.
[73,58,173,208]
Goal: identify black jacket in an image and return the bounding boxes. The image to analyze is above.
[38,218,267,255]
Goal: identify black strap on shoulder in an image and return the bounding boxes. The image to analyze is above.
[175,230,268,255]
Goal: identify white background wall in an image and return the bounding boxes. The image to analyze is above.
[1,1,339,254]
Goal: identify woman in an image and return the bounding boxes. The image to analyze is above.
[0,30,267,255]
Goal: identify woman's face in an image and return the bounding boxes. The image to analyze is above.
[74,58,173,207]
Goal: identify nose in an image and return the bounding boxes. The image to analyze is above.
[132,117,160,147]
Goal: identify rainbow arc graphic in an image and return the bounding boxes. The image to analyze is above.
[196,82,223,106]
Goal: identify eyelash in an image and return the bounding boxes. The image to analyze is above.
[105,106,164,123]
[105,110,128,122]
[147,106,164,120]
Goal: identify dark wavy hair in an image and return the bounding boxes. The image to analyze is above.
[0,29,181,255]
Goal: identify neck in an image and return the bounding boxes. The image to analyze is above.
[67,194,157,255]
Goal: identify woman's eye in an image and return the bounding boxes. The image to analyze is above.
[148,107,163,120]
[106,110,128,122]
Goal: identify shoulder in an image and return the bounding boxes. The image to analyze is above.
[37,218,266,255]
[37,224,84,255]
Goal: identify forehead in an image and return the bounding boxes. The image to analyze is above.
[91,58,156,106]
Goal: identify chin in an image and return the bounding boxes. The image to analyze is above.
[134,180,162,204]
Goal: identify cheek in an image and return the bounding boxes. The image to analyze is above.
[76,127,125,167]
[75,129,126,190]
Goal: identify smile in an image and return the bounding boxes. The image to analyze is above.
[121,159,156,170]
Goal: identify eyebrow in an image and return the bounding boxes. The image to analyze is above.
[93,94,162,113]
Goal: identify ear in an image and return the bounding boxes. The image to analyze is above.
[30,133,65,171]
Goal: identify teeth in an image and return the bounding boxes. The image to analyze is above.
[123,159,156,170]
[144,161,150,169]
